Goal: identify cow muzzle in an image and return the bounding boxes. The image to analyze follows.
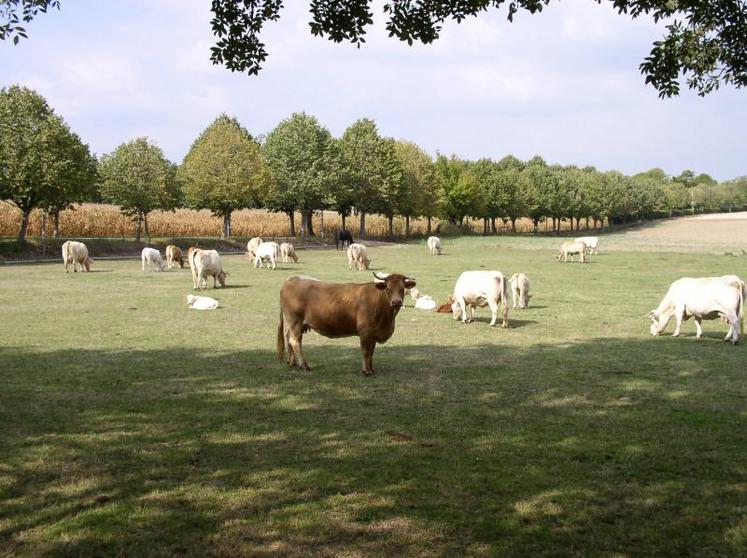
[391,299,403,308]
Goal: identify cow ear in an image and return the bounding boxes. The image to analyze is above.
[404,279,416,289]
[375,281,388,290]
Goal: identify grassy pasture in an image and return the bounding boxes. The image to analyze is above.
[1,237,747,557]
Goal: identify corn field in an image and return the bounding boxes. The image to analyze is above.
[0,202,591,240]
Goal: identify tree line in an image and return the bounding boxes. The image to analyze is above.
[2,85,746,243]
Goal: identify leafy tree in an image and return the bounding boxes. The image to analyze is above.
[393,140,435,236]
[471,158,505,235]
[263,112,337,237]
[180,115,271,238]
[0,85,97,242]
[522,159,551,232]
[339,118,397,238]
[661,181,689,216]
[99,137,180,242]
[496,155,526,232]
[375,138,405,238]
[673,169,697,188]
[435,154,480,226]
[5,1,745,97]
[327,138,356,230]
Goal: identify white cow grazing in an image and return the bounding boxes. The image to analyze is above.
[451,270,510,328]
[141,247,165,272]
[647,275,746,344]
[557,240,587,263]
[190,249,227,289]
[347,243,370,271]
[254,241,280,270]
[427,236,442,255]
[61,241,92,272]
[509,273,532,309]
[186,294,219,310]
[574,236,599,255]
[280,242,298,263]
[246,237,263,259]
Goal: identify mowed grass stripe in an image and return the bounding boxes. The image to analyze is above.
[1,238,746,557]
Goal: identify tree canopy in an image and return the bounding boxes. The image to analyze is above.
[2,0,745,97]
[99,137,180,242]
[179,114,271,238]
[262,112,338,237]
[0,84,97,242]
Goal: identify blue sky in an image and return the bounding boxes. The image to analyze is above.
[1,0,744,181]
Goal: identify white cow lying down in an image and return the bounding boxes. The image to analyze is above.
[408,287,437,311]
[186,294,219,310]
[647,275,746,344]
[451,270,509,327]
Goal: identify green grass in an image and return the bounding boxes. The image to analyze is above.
[2,238,747,557]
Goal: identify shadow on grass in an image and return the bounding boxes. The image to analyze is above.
[1,339,746,556]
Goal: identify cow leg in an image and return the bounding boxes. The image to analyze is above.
[724,313,739,344]
[488,299,499,326]
[284,328,296,367]
[457,297,469,323]
[287,324,310,371]
[694,318,703,339]
[672,305,685,336]
[360,338,376,376]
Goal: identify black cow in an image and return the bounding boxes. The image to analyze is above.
[334,229,354,250]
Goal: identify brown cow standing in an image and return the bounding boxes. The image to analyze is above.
[277,272,416,375]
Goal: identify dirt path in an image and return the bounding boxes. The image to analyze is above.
[601,212,747,254]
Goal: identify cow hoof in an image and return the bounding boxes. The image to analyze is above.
[362,369,375,376]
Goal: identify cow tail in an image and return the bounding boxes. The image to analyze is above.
[740,280,745,335]
[498,275,509,327]
[277,307,285,362]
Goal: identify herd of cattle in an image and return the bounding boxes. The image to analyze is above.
[60,232,745,374]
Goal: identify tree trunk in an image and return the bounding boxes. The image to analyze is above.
[17,209,32,243]
[482,218,488,236]
[221,211,232,239]
[491,218,497,234]
[593,217,598,229]
[135,213,142,243]
[302,209,315,237]
[144,213,151,242]
[426,216,432,235]
[388,214,394,238]
[585,217,590,230]
[359,212,366,239]
[287,211,296,237]
[52,210,60,237]
[40,210,47,255]
[341,212,347,230]
[533,219,539,234]
[320,209,324,239]
[511,217,517,233]
[405,215,410,236]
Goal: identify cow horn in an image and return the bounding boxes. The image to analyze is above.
[643,311,654,319]
[372,272,389,282]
